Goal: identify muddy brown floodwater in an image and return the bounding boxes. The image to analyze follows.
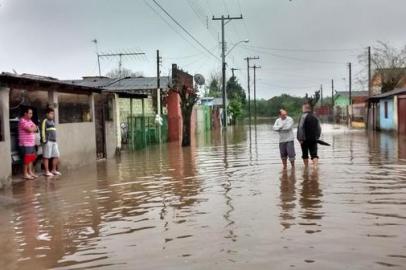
[1,124,406,270]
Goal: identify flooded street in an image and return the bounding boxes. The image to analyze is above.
[1,124,406,270]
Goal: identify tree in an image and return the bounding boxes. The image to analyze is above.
[106,68,144,79]
[226,76,247,124]
[358,41,406,93]
[254,94,305,119]
[204,73,221,97]
[226,76,246,103]
[304,91,320,109]
[172,85,199,147]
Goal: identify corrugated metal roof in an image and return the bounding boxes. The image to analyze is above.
[369,88,406,100]
[65,76,171,94]
[0,72,101,93]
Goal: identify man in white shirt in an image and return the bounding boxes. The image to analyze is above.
[273,109,295,169]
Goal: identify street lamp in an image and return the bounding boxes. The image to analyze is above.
[226,39,249,56]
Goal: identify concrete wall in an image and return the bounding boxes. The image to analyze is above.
[379,98,395,131]
[0,87,12,188]
[105,120,116,158]
[57,122,96,170]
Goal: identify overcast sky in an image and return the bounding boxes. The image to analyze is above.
[1,0,405,99]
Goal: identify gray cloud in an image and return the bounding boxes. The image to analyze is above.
[0,0,405,99]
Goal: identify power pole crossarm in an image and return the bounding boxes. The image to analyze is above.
[212,14,244,128]
[251,65,261,124]
[244,56,259,126]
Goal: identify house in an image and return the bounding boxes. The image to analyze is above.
[334,91,369,127]
[0,72,123,188]
[67,75,171,149]
[369,88,406,134]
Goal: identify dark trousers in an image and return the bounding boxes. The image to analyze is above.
[301,140,318,160]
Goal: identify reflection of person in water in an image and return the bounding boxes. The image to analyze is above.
[279,169,297,230]
[299,168,323,229]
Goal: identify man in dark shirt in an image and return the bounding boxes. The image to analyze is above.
[297,103,321,167]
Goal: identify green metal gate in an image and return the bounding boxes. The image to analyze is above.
[127,115,168,150]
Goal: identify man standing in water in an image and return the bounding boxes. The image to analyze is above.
[297,103,321,167]
[273,109,295,169]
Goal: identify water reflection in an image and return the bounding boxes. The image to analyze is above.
[0,125,406,269]
[299,168,323,234]
[279,169,296,230]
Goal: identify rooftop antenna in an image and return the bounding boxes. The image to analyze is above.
[92,39,101,76]
[98,51,146,78]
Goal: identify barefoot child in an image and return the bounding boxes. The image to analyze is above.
[41,108,62,177]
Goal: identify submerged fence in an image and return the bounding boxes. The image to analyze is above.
[127,115,168,150]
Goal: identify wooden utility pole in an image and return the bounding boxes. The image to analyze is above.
[348,62,352,127]
[320,84,323,106]
[231,68,239,78]
[331,79,334,108]
[251,65,261,124]
[156,50,162,115]
[244,56,259,125]
[368,46,372,97]
[212,15,243,128]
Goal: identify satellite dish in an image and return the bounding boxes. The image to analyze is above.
[194,74,205,86]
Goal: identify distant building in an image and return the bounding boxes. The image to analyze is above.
[369,88,406,134]
[334,91,369,127]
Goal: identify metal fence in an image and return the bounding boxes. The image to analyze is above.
[127,115,168,150]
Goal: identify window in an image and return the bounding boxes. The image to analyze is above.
[58,93,92,123]
[384,101,388,119]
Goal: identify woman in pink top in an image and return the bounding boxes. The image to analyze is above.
[19,107,38,180]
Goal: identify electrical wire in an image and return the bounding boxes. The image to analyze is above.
[241,46,347,65]
[151,0,220,61]
[144,0,207,56]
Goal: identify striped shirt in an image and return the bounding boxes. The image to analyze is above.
[18,118,36,147]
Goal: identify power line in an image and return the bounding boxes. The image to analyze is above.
[144,0,206,55]
[186,0,218,42]
[244,44,360,53]
[242,46,347,65]
[151,0,220,61]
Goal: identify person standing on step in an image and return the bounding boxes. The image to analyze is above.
[19,107,38,180]
[41,107,62,177]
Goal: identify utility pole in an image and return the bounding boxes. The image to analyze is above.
[213,15,243,128]
[244,56,259,125]
[331,79,335,121]
[156,50,162,115]
[251,65,261,124]
[331,79,334,109]
[320,84,323,106]
[231,68,239,78]
[368,46,372,97]
[348,62,352,127]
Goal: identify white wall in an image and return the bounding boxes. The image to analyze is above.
[57,122,96,170]
[0,88,12,188]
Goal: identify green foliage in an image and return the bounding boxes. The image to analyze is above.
[226,76,246,104]
[254,94,305,119]
[205,77,221,97]
[226,76,247,124]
